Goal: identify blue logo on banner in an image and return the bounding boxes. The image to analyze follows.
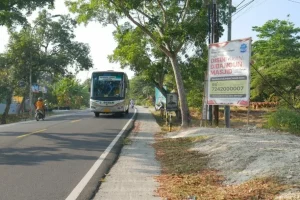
[240,43,247,53]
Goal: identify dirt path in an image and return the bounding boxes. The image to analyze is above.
[167,127,300,199]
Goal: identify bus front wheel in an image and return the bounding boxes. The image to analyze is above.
[94,112,100,117]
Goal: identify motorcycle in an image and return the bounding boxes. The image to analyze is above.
[35,109,45,121]
[130,103,134,109]
[155,102,164,111]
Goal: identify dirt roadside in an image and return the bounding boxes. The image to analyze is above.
[166,126,300,199]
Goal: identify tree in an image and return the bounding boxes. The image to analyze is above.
[0,54,10,104]
[129,75,155,105]
[31,10,93,75]
[6,10,93,95]
[0,53,21,124]
[181,51,208,109]
[52,76,89,109]
[108,24,170,96]
[0,11,93,123]
[251,19,300,106]
[66,0,228,127]
[0,0,54,26]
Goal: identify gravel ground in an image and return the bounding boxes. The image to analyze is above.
[167,126,300,199]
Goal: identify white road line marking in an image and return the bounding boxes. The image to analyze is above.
[65,110,137,200]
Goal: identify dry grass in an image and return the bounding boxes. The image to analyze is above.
[151,108,290,200]
[188,107,271,128]
[153,136,209,174]
[152,107,270,130]
[156,174,289,200]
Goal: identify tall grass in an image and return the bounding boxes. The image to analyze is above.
[267,109,300,134]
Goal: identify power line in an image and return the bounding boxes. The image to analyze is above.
[233,0,259,19]
[233,0,270,21]
[251,64,299,112]
[288,0,300,4]
[233,0,254,16]
[236,0,247,7]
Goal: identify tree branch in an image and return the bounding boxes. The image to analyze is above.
[174,42,185,55]
[156,0,166,25]
[136,8,152,21]
[151,79,167,97]
[178,0,190,24]
[136,7,167,39]
[108,0,172,57]
[174,11,200,54]
[124,11,172,57]
[137,12,143,24]
[136,8,164,37]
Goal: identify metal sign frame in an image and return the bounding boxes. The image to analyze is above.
[166,93,178,111]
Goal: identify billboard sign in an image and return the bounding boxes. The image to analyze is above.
[207,37,252,106]
[166,93,178,111]
[31,84,47,93]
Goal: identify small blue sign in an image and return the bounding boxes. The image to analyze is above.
[240,43,247,53]
[155,87,166,105]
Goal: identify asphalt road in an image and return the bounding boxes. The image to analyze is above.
[0,110,135,200]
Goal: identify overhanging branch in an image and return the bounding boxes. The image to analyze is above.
[177,0,190,24]
[156,0,166,25]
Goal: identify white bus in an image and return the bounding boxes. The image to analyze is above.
[89,70,130,117]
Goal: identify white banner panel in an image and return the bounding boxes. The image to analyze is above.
[207,37,252,106]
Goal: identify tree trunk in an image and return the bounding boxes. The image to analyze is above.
[169,55,189,127]
[17,95,26,114]
[1,90,13,124]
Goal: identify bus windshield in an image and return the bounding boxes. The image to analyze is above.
[92,72,124,98]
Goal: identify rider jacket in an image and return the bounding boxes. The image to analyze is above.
[35,100,45,110]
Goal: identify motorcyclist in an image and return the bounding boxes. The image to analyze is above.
[35,97,45,117]
[155,101,164,111]
[158,101,164,110]
[130,99,134,108]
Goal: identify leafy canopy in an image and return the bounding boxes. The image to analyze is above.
[0,0,54,26]
[251,19,300,105]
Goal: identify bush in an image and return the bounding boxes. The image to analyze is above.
[267,109,300,134]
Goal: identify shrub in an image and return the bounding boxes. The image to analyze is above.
[267,109,300,134]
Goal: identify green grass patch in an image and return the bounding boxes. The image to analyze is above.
[151,109,181,134]
[122,137,132,145]
[0,113,30,124]
[266,108,300,134]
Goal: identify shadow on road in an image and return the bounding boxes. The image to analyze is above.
[0,131,119,166]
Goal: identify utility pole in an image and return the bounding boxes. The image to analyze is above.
[224,0,232,128]
[29,57,33,118]
[208,0,214,126]
[212,0,219,126]
[202,2,212,127]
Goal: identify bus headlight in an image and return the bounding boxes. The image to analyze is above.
[91,101,99,106]
[115,102,124,109]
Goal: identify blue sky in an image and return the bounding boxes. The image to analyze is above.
[0,0,299,82]
[224,0,300,41]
